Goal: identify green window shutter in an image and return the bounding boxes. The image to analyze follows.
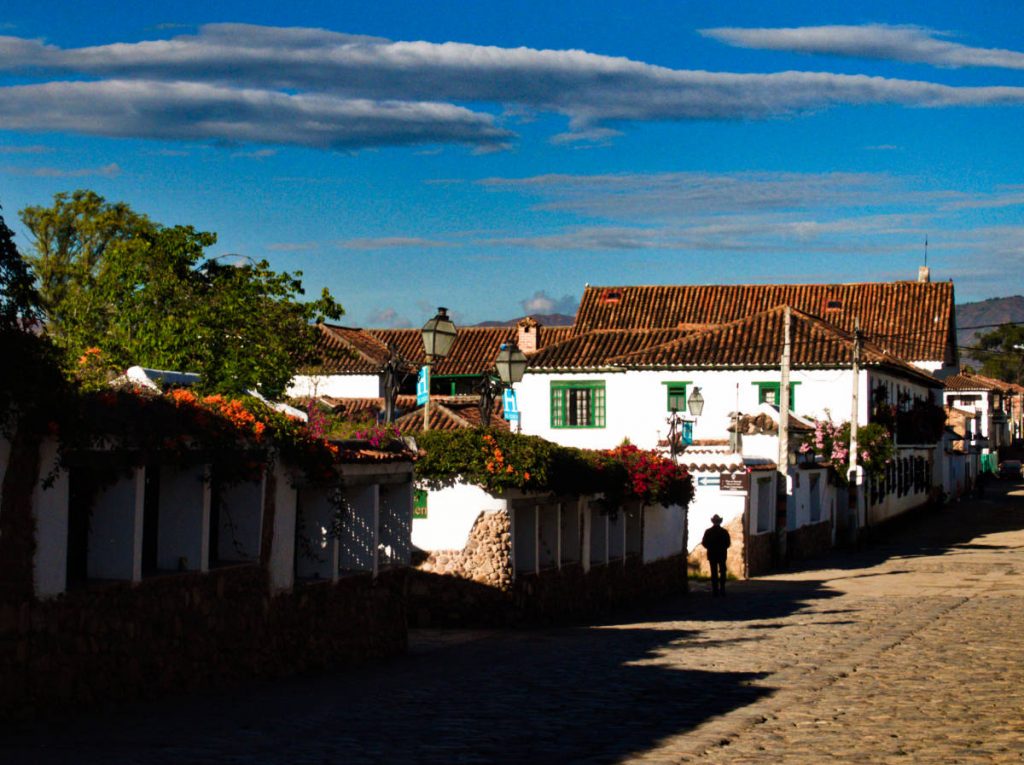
[663,381,691,412]
[753,381,800,409]
[551,381,606,429]
[551,385,564,428]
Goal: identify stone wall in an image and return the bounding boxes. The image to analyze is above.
[409,507,688,627]
[746,532,775,577]
[417,510,512,590]
[687,515,746,579]
[786,520,833,562]
[0,565,406,719]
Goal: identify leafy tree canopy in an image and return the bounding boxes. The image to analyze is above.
[0,204,40,330]
[20,190,343,397]
[975,323,1024,386]
[0,203,66,430]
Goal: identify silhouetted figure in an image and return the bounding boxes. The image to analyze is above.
[702,514,731,596]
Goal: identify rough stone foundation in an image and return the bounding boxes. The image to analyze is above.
[0,566,407,720]
[410,510,688,627]
[687,515,746,579]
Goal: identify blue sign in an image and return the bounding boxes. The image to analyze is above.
[502,389,519,422]
[681,421,694,446]
[416,366,429,406]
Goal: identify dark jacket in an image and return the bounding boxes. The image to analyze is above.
[702,525,731,562]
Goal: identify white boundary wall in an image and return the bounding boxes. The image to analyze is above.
[287,373,380,400]
[412,484,508,551]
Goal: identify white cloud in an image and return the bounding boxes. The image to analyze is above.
[0,79,510,150]
[231,148,277,159]
[700,24,1024,70]
[520,290,579,316]
[0,24,1022,150]
[0,144,52,154]
[367,307,413,328]
[266,241,318,252]
[0,162,120,177]
[337,236,448,250]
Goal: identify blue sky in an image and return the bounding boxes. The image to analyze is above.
[1,1,1023,326]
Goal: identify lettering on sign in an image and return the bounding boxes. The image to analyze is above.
[719,472,750,493]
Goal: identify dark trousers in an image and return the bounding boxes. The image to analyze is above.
[709,558,726,595]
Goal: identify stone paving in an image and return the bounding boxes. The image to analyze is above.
[3,484,1024,763]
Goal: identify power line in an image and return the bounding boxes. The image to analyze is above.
[958,322,1022,330]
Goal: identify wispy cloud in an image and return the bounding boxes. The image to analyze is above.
[700,24,1024,70]
[366,307,413,328]
[0,23,1022,151]
[1,162,120,177]
[472,170,986,257]
[0,80,510,150]
[336,236,449,250]
[231,147,278,159]
[520,290,579,316]
[0,144,52,154]
[266,241,318,252]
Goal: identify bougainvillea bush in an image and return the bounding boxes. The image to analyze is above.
[60,387,344,486]
[415,429,693,509]
[799,417,894,480]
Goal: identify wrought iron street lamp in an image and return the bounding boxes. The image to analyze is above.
[421,307,457,431]
[479,341,528,427]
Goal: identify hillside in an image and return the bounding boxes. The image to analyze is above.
[957,295,1024,367]
[473,312,575,328]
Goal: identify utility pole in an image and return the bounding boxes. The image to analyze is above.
[848,317,861,535]
[777,306,792,561]
[779,306,792,471]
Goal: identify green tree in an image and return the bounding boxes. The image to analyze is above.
[975,324,1024,385]
[0,204,66,429]
[20,190,343,397]
[0,204,41,330]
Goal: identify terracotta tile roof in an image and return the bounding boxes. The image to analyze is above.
[332,442,415,464]
[308,324,392,374]
[574,282,955,363]
[608,306,941,385]
[313,324,574,377]
[394,396,511,433]
[527,328,695,371]
[944,372,1012,392]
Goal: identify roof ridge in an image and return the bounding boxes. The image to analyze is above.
[320,324,390,368]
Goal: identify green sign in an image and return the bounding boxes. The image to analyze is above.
[413,489,428,519]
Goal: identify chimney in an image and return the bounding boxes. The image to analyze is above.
[517,316,540,354]
[918,265,930,283]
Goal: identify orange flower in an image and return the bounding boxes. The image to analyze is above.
[523,471,530,481]
[506,465,514,474]
[168,389,197,406]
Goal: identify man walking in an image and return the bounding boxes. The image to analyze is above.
[702,514,731,596]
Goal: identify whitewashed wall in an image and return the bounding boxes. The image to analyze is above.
[867,447,936,526]
[686,473,746,553]
[516,368,880,451]
[411,484,508,551]
[287,373,381,400]
[267,462,298,593]
[788,468,833,530]
[642,504,685,563]
[33,438,69,598]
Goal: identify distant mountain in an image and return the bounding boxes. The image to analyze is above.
[473,312,575,328]
[957,296,1024,367]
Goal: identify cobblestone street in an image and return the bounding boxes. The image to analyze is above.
[4,483,1024,764]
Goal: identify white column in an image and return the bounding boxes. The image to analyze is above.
[268,462,298,592]
[157,465,210,572]
[89,466,145,581]
[33,437,69,597]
